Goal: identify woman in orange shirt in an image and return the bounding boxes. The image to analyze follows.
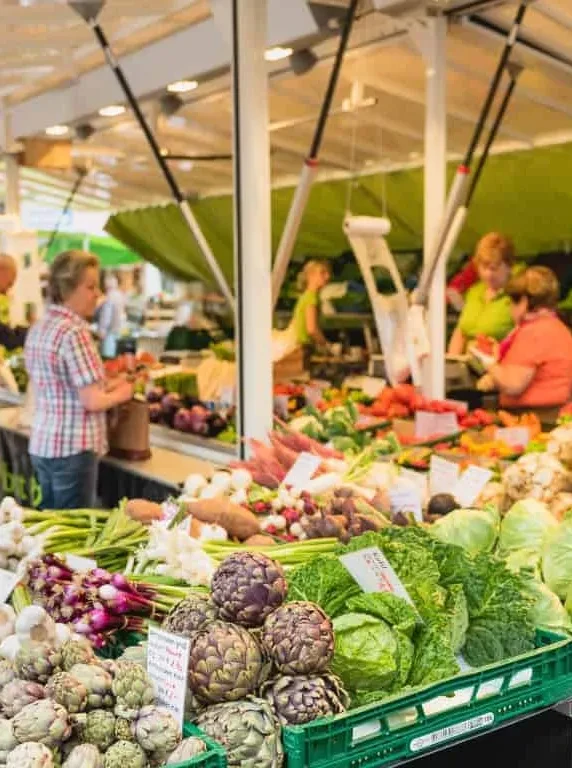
[473,266,572,410]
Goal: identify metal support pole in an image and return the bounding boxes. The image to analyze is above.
[2,111,20,218]
[231,0,273,453]
[271,0,360,307]
[422,16,447,399]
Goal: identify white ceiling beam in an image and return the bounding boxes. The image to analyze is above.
[9,0,322,139]
[0,0,191,24]
[533,0,572,31]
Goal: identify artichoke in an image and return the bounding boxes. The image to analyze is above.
[114,718,134,743]
[211,553,287,628]
[132,706,180,759]
[0,718,17,762]
[188,621,265,704]
[111,662,155,720]
[197,698,283,768]
[166,737,207,763]
[15,643,62,684]
[118,645,147,668]
[6,742,54,768]
[45,673,88,714]
[261,674,349,725]
[0,661,16,691]
[62,744,103,768]
[103,741,147,768]
[60,640,95,672]
[162,594,217,637]
[13,699,71,749]
[0,680,45,718]
[82,710,116,752]
[262,602,334,675]
[69,664,113,710]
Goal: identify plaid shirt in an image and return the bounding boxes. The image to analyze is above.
[25,305,107,458]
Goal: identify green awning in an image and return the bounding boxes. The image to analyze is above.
[105,142,572,290]
[42,232,141,268]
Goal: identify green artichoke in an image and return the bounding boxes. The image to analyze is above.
[13,699,71,749]
[62,744,103,768]
[0,679,45,718]
[6,742,54,768]
[262,602,334,675]
[166,737,207,764]
[111,662,155,721]
[114,718,135,742]
[82,710,117,752]
[188,621,265,704]
[60,640,95,672]
[132,706,180,758]
[0,717,17,762]
[46,673,88,714]
[15,642,62,684]
[0,660,16,691]
[211,553,287,628]
[118,645,147,668]
[162,594,217,637]
[261,674,349,725]
[103,741,147,768]
[69,664,113,710]
[197,698,283,768]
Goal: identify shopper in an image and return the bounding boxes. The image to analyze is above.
[98,273,126,359]
[473,266,572,412]
[0,252,28,351]
[24,250,133,510]
[448,233,515,354]
[290,260,331,352]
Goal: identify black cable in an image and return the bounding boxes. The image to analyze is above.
[45,169,87,255]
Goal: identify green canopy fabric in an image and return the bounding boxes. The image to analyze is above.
[105,142,572,291]
[42,232,141,268]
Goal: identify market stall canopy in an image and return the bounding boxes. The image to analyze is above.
[42,232,141,268]
[105,141,572,289]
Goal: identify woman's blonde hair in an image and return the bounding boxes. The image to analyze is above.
[474,232,515,267]
[506,266,560,311]
[297,259,330,291]
[49,250,99,304]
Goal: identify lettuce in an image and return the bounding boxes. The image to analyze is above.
[429,506,499,556]
[286,554,361,618]
[542,516,572,600]
[525,580,572,635]
[499,500,559,556]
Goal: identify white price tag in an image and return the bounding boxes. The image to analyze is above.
[283,452,321,488]
[400,468,428,498]
[340,547,414,604]
[0,569,19,604]
[147,626,190,731]
[389,480,423,523]
[495,427,530,449]
[415,411,459,439]
[65,554,97,572]
[453,465,493,507]
[359,377,386,399]
[430,456,460,497]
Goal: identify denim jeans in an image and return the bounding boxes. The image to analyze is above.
[31,451,98,510]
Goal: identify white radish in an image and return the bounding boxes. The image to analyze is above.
[183,474,207,497]
[210,472,232,493]
[230,469,252,490]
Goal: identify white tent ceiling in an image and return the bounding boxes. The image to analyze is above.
[1,0,572,211]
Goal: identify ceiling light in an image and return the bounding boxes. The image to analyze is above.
[45,125,69,137]
[167,80,198,94]
[98,105,126,118]
[178,161,194,172]
[265,46,293,62]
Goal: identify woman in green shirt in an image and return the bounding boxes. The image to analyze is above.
[290,260,331,351]
[448,233,515,354]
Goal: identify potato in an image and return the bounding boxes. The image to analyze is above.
[184,497,260,540]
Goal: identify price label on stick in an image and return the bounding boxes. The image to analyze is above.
[147,627,190,732]
[430,455,460,497]
[283,452,321,488]
[415,411,459,440]
[340,547,414,605]
[453,465,493,507]
[0,569,19,604]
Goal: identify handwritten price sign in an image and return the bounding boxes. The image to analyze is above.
[340,547,414,605]
[147,626,190,731]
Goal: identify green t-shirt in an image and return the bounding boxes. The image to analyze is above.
[459,281,514,343]
[292,290,318,345]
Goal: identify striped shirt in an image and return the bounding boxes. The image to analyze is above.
[24,305,107,458]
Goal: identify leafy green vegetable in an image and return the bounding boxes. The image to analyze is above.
[542,516,572,600]
[524,580,572,635]
[346,593,419,637]
[286,554,361,618]
[502,548,541,579]
[499,500,559,556]
[445,583,469,654]
[429,506,500,556]
[408,619,460,687]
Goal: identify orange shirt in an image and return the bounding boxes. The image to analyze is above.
[500,314,572,409]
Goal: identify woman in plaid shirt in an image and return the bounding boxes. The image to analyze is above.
[25,251,133,509]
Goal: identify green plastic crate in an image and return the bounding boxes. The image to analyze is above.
[166,724,226,768]
[283,630,572,768]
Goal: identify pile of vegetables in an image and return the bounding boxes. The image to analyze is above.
[0,498,42,576]
[0,632,206,767]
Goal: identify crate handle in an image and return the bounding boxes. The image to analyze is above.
[352,718,383,745]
